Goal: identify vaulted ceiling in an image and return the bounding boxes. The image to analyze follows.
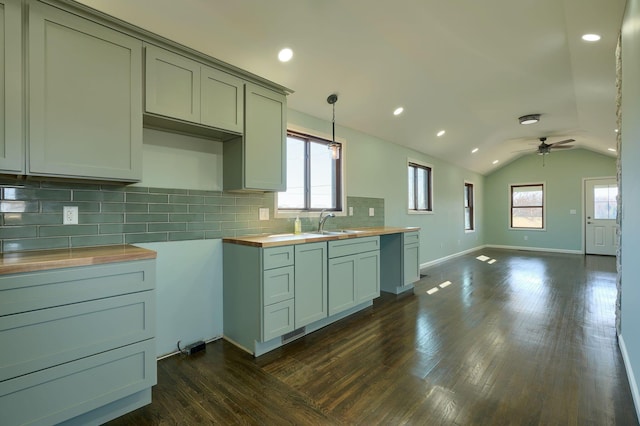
[76,0,626,174]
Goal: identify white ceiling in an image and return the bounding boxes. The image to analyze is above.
[76,0,626,175]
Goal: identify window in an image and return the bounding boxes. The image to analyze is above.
[464,182,474,231]
[408,161,432,212]
[593,183,617,219]
[511,184,544,229]
[278,131,342,211]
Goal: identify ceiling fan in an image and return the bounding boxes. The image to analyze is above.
[531,137,575,155]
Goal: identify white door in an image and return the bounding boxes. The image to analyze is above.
[585,178,618,255]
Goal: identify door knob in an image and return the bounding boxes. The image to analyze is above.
[587,221,592,224]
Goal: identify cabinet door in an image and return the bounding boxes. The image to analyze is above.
[403,243,420,285]
[0,0,22,173]
[201,66,243,133]
[244,83,286,191]
[28,2,142,181]
[294,242,327,327]
[145,44,200,123]
[263,299,294,342]
[328,255,356,316]
[356,251,380,303]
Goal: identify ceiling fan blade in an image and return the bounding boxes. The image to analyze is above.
[549,138,575,146]
[550,145,574,149]
[512,148,537,153]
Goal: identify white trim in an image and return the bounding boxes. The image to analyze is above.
[274,123,348,219]
[508,181,546,231]
[420,245,487,269]
[619,334,640,422]
[583,176,617,255]
[464,179,476,232]
[485,244,582,255]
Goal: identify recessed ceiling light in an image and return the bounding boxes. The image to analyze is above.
[471,148,479,153]
[615,129,619,133]
[436,130,446,137]
[393,107,404,116]
[582,34,601,42]
[492,160,499,165]
[278,48,293,62]
[608,148,617,152]
[518,114,540,125]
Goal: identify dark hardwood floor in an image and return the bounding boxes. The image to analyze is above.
[107,248,638,425]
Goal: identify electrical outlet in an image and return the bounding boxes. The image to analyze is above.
[524,235,528,241]
[349,206,354,216]
[259,208,269,221]
[63,206,78,225]
[369,207,374,216]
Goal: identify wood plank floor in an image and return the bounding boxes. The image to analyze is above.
[107,248,638,425]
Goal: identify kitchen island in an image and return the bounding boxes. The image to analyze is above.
[223,226,420,356]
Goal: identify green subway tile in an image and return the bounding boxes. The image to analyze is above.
[99,223,146,234]
[169,194,204,204]
[41,201,100,213]
[237,213,258,222]
[125,213,168,223]
[149,187,188,195]
[235,197,266,206]
[3,187,71,201]
[148,222,187,232]
[187,222,220,231]
[39,224,98,237]
[168,231,205,241]
[126,192,168,203]
[120,186,149,193]
[169,213,204,222]
[79,213,124,224]
[205,230,223,239]
[221,230,237,238]
[3,237,69,252]
[1,201,39,213]
[188,204,221,214]
[40,181,101,190]
[71,234,124,248]
[3,213,62,226]
[188,189,221,196]
[221,205,251,214]
[149,203,188,213]
[205,213,236,222]
[73,190,124,202]
[221,221,248,230]
[102,203,147,213]
[125,233,168,244]
[0,226,38,239]
[205,196,236,206]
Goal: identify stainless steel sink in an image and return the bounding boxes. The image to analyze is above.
[316,229,366,235]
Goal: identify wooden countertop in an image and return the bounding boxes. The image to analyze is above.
[0,245,157,275]
[223,226,420,248]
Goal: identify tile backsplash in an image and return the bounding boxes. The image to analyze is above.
[0,178,384,253]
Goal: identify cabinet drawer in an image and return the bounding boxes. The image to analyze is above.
[0,291,154,382]
[328,236,380,258]
[0,260,155,316]
[403,231,420,245]
[0,339,156,426]
[263,245,294,269]
[263,299,294,342]
[263,266,294,306]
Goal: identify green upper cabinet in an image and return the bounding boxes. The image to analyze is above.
[223,83,287,192]
[145,44,243,134]
[28,1,143,182]
[0,0,22,174]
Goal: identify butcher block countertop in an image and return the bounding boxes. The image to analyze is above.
[0,245,157,275]
[223,226,420,248]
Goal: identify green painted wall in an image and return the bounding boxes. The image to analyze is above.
[288,109,486,264]
[484,149,615,252]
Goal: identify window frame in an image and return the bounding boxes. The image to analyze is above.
[509,182,546,230]
[275,128,346,217]
[407,159,433,214]
[464,181,475,232]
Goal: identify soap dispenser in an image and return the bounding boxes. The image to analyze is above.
[294,216,301,234]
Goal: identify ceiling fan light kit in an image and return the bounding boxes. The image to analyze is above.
[519,114,541,125]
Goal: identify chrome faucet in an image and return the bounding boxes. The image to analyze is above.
[318,209,335,233]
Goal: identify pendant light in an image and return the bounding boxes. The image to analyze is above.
[327,93,340,159]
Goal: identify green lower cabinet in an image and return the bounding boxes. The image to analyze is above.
[403,242,420,286]
[328,236,380,316]
[294,242,328,327]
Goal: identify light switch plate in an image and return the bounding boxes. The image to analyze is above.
[259,208,269,221]
[570,209,577,215]
[63,206,78,225]
[349,206,354,216]
[369,207,374,216]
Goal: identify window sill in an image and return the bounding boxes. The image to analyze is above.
[509,227,546,231]
[408,210,433,215]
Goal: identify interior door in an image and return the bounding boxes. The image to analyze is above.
[585,178,617,255]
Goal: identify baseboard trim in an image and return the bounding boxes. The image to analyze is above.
[157,336,222,360]
[618,334,640,422]
[420,245,487,269]
[485,244,583,255]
